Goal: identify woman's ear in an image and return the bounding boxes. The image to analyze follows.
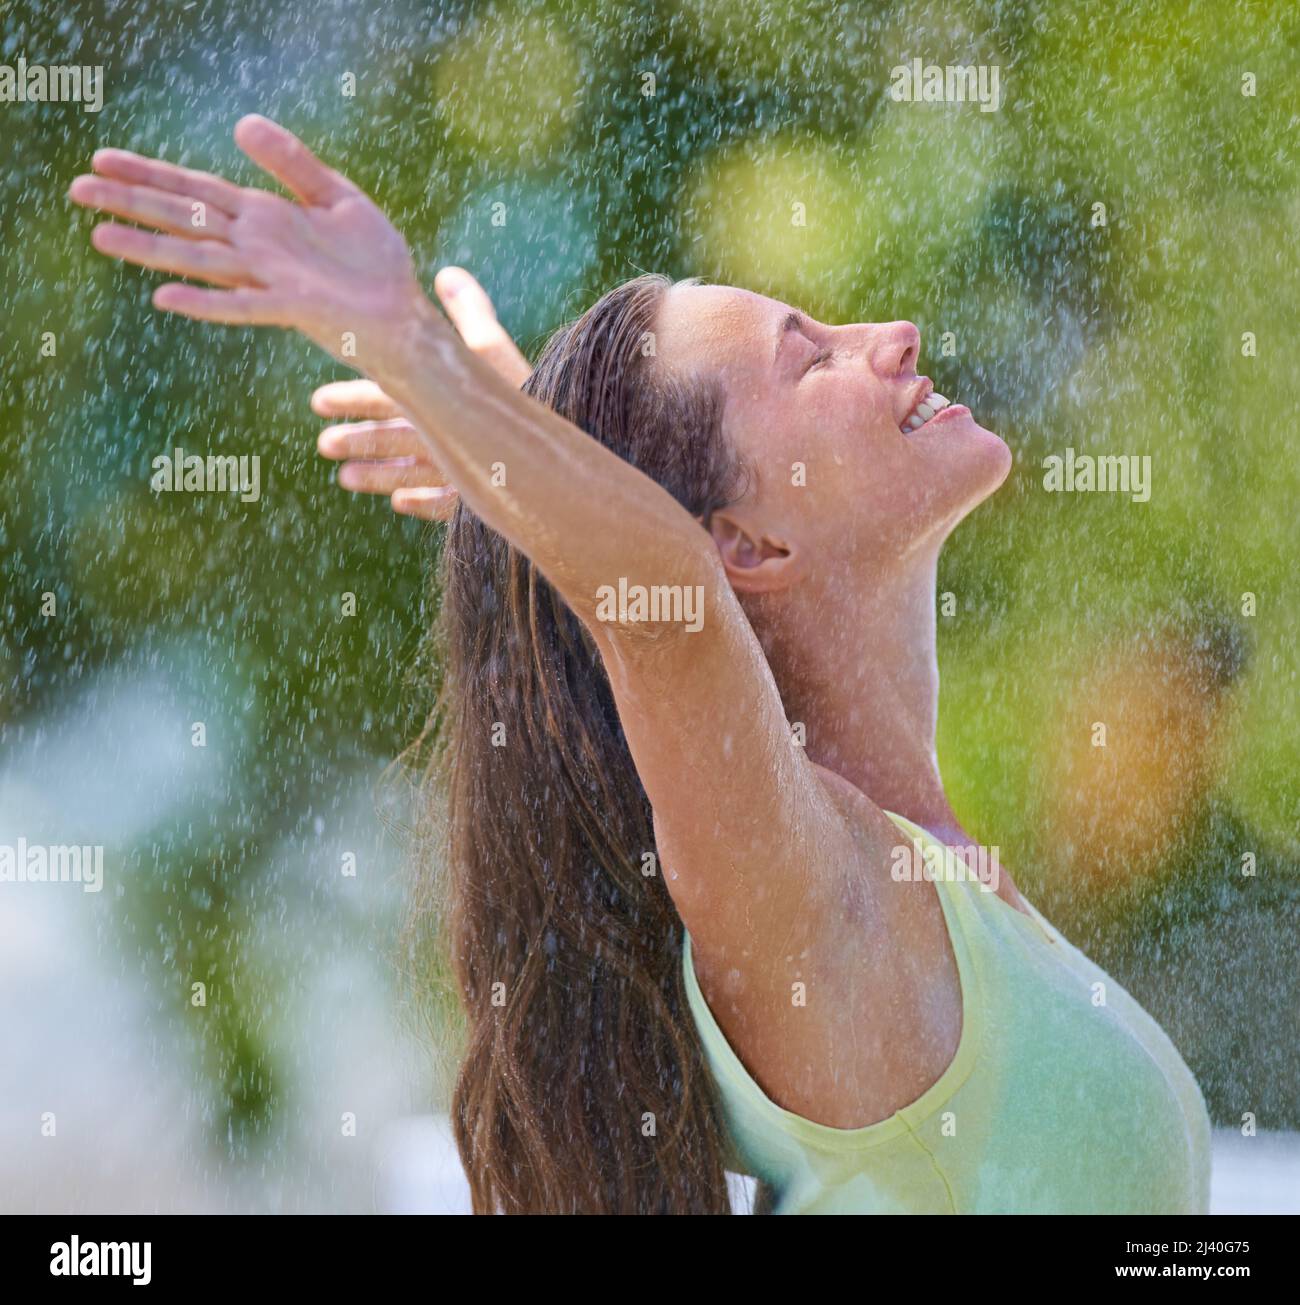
[707,508,801,594]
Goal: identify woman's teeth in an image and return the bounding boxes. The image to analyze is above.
[901,392,950,433]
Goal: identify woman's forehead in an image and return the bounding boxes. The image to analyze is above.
[656,283,790,368]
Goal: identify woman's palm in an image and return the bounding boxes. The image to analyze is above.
[69,114,421,365]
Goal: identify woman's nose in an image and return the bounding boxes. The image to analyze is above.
[872,321,920,377]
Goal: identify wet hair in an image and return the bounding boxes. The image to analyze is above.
[416,273,759,1213]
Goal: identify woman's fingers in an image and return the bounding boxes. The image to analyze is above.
[320,418,460,518]
[152,283,288,324]
[335,458,446,495]
[391,486,459,521]
[68,175,235,240]
[89,147,245,218]
[310,380,402,421]
[434,266,532,387]
[233,114,356,207]
[90,222,254,286]
[316,418,429,461]
[318,416,453,500]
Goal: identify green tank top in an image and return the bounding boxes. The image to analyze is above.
[682,809,1212,1214]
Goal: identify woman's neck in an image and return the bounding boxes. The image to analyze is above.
[753,549,968,843]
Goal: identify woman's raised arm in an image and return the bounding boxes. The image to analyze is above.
[69,115,715,630]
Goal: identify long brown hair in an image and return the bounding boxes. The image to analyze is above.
[420,273,756,1213]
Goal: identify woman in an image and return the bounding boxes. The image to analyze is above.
[69,116,1212,1215]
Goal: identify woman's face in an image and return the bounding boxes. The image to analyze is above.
[654,283,1011,582]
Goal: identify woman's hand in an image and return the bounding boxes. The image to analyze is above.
[313,379,458,521]
[314,267,531,522]
[68,114,426,373]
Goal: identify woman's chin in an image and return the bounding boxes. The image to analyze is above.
[909,429,1011,540]
[980,425,1013,486]
[966,432,1012,508]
